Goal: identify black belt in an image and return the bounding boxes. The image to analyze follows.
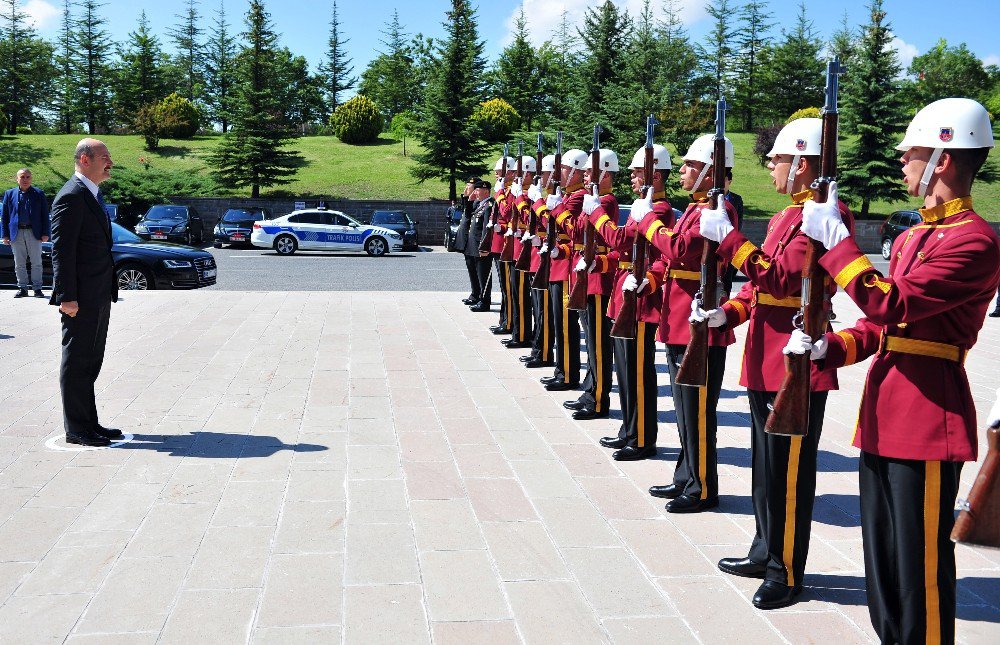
[18,224,32,229]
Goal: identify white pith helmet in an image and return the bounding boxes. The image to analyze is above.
[768,118,822,193]
[629,144,672,170]
[519,156,537,173]
[493,156,518,171]
[561,149,589,170]
[597,148,619,172]
[684,134,735,168]
[540,154,556,172]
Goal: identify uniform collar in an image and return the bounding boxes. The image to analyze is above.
[598,188,612,196]
[650,191,666,202]
[691,191,710,203]
[790,188,815,205]
[918,196,973,223]
[564,182,584,193]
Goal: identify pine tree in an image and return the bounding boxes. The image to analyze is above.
[113,11,169,126]
[536,10,575,125]
[0,0,55,133]
[412,0,488,201]
[571,1,630,147]
[828,11,856,68]
[170,0,203,101]
[53,0,77,134]
[492,7,541,130]
[759,3,824,123]
[204,0,236,132]
[697,0,735,100]
[209,0,303,198]
[359,11,418,124]
[732,0,774,131]
[75,0,113,134]
[318,0,355,112]
[839,0,907,218]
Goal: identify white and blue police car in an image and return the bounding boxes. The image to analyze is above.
[251,209,404,256]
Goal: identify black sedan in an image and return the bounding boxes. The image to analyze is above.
[0,223,217,291]
[214,207,272,248]
[879,210,921,259]
[443,205,462,251]
[135,205,205,245]
[371,210,419,250]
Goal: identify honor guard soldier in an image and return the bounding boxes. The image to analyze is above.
[521,154,556,368]
[696,118,855,609]
[539,149,588,391]
[502,155,537,350]
[482,155,517,319]
[593,144,674,459]
[563,149,617,419]
[636,134,738,513]
[787,98,1000,644]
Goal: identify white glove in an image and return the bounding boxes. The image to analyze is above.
[621,274,648,294]
[520,231,532,242]
[511,181,523,198]
[538,243,548,254]
[688,299,726,327]
[531,235,542,247]
[699,204,734,243]
[527,183,542,202]
[630,188,652,222]
[781,329,828,360]
[583,187,600,215]
[493,223,501,233]
[987,387,1000,429]
[545,189,562,211]
[801,182,849,250]
[494,179,504,194]
[550,246,560,259]
[574,258,596,273]
[504,228,514,237]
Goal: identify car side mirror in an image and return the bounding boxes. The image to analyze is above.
[350,223,358,228]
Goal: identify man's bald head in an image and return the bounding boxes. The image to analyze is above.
[74,138,113,185]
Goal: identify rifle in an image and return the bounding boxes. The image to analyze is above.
[500,140,523,262]
[611,114,658,340]
[516,133,543,271]
[765,58,845,436]
[675,98,727,387]
[952,423,1000,549]
[479,142,509,254]
[567,123,602,311]
[531,131,562,290]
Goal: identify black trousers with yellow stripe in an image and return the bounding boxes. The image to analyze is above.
[612,322,658,448]
[577,294,612,414]
[506,263,532,343]
[745,389,827,588]
[494,256,509,331]
[860,452,961,645]
[529,275,553,361]
[665,344,726,500]
[549,280,580,385]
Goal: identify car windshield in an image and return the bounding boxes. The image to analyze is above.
[111,222,142,244]
[222,209,266,222]
[372,212,411,225]
[450,208,462,222]
[145,205,187,221]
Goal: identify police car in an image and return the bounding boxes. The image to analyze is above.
[250,209,404,256]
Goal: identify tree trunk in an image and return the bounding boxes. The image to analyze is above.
[252,183,260,198]
[861,199,870,219]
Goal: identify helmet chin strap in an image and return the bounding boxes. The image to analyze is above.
[918,148,943,197]
[787,155,801,194]
[693,163,711,193]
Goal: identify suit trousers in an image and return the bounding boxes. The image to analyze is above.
[494,256,509,329]
[549,280,580,385]
[475,256,492,305]
[860,452,961,645]
[744,390,827,588]
[577,294,612,414]
[665,344,726,500]
[529,276,552,361]
[612,322,658,448]
[464,255,481,299]
[60,302,111,435]
[11,231,43,289]
[507,263,532,343]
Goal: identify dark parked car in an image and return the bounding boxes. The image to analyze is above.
[214,207,272,248]
[880,210,920,259]
[135,205,204,245]
[371,210,418,250]
[0,223,217,291]
[444,205,463,251]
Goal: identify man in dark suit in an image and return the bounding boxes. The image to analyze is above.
[1,168,50,297]
[467,180,494,311]
[49,139,120,447]
[454,178,481,304]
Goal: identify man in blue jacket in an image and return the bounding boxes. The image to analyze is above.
[1,168,50,297]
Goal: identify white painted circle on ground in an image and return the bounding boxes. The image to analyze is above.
[45,433,135,452]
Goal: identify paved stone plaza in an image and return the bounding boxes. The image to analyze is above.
[0,290,997,644]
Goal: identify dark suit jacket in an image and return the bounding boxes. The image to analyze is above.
[1,186,50,240]
[464,197,493,258]
[48,177,117,306]
[454,196,475,254]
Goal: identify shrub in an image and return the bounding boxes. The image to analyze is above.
[329,95,384,144]
[471,98,519,143]
[15,125,31,134]
[0,112,7,134]
[156,93,200,139]
[134,103,162,150]
[785,107,822,123]
[101,164,220,216]
[754,123,784,166]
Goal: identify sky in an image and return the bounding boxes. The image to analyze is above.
[22,0,1000,82]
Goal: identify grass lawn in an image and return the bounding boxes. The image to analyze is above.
[2,131,997,220]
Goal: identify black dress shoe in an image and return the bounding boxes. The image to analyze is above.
[502,340,532,349]
[462,296,477,304]
[613,446,657,461]
[490,326,511,335]
[718,557,767,579]
[524,359,554,368]
[94,426,124,439]
[600,436,628,449]
[470,303,491,312]
[563,400,585,410]
[66,431,111,447]
[544,381,579,391]
[571,409,608,420]
[519,355,534,362]
[14,289,28,298]
[34,289,45,298]
[666,494,719,514]
[752,580,802,610]
[990,309,1000,318]
[649,484,684,499]
[540,375,559,385]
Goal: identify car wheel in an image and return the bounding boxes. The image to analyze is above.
[117,264,154,291]
[365,236,387,257]
[881,237,892,260]
[274,234,297,255]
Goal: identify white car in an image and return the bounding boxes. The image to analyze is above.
[250,209,404,256]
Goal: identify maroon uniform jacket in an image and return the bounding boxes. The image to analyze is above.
[558,192,615,297]
[548,186,585,283]
[818,196,1000,462]
[490,187,511,255]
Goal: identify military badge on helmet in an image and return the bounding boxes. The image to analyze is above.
[795,139,807,151]
[939,127,954,143]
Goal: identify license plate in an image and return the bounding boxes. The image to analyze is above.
[152,234,167,240]
[231,234,245,240]
[203,269,217,278]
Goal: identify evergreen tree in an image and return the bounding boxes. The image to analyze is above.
[412,0,488,201]
[204,0,236,132]
[536,10,575,126]
[0,0,55,133]
[492,7,541,129]
[839,0,907,218]
[571,1,630,146]
[113,11,169,127]
[53,0,77,134]
[318,0,355,112]
[759,3,824,123]
[657,0,699,107]
[697,0,735,100]
[75,0,113,134]
[170,0,203,101]
[904,39,991,108]
[732,0,773,131]
[209,0,303,198]
[827,11,856,68]
[359,11,418,123]
[273,48,326,133]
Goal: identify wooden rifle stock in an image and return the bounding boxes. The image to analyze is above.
[568,126,602,312]
[952,425,1000,549]
[516,136,544,271]
[532,133,561,290]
